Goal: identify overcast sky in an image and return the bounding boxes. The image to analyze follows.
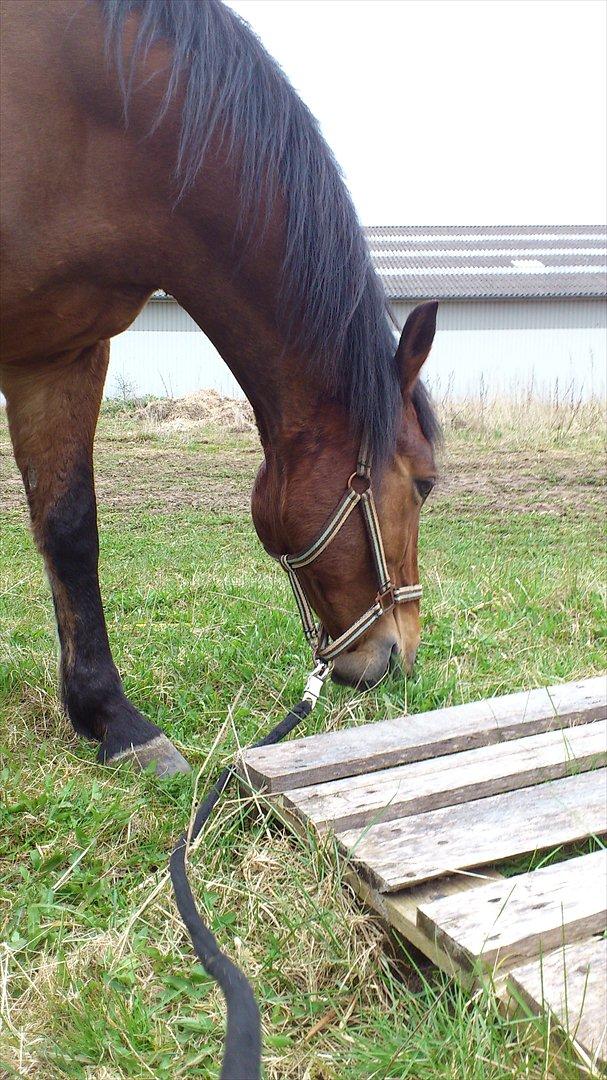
[226,0,606,227]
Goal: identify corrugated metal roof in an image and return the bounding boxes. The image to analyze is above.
[365,225,607,300]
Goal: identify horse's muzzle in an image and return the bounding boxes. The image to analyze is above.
[330,634,410,690]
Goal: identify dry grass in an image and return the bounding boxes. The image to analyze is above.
[136,389,256,437]
[432,380,604,448]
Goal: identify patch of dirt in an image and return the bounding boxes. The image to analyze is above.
[94,444,262,513]
[1,403,604,518]
[434,444,605,517]
[137,389,255,434]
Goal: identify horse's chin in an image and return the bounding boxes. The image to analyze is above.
[331,639,411,690]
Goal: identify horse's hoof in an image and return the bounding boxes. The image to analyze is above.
[103,734,191,777]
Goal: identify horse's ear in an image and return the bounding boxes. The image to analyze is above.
[394,301,438,395]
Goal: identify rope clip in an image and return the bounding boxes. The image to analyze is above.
[302,660,331,708]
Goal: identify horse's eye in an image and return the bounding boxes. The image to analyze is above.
[415,478,435,503]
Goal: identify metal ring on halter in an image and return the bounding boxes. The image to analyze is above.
[347,472,371,495]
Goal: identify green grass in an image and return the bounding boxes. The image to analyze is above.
[0,409,605,1078]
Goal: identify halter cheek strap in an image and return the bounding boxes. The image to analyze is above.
[279,436,422,665]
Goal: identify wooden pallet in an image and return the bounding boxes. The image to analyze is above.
[239,675,607,1070]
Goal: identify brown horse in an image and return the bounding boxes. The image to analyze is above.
[0,0,439,777]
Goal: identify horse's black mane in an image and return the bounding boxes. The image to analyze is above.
[100,0,438,460]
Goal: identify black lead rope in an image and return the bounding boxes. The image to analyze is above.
[169,698,313,1080]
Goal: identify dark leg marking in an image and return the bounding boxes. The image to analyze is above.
[1,344,189,776]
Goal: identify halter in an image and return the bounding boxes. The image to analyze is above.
[279,435,422,685]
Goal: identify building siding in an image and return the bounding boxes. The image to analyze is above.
[108,304,240,399]
[106,296,606,402]
[128,301,200,332]
[391,299,605,398]
[391,298,606,332]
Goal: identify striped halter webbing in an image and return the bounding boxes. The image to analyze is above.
[280,436,422,664]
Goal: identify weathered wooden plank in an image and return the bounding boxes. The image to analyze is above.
[282,720,607,832]
[239,676,606,793]
[508,937,607,1069]
[417,850,607,972]
[347,869,503,985]
[336,769,607,892]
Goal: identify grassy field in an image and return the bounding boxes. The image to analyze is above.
[0,396,604,1078]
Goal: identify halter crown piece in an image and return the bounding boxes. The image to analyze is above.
[280,434,423,699]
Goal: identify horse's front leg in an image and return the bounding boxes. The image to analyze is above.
[1,343,189,776]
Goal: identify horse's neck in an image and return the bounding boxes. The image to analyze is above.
[160,183,312,447]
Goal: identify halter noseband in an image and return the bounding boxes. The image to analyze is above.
[279,436,422,672]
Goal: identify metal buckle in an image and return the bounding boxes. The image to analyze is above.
[376,585,396,614]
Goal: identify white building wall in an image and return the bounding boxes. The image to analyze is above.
[391,299,606,399]
[391,298,606,331]
[106,297,607,402]
[107,301,241,399]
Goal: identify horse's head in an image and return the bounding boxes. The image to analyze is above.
[252,301,439,689]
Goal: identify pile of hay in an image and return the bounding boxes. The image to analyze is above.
[138,389,256,434]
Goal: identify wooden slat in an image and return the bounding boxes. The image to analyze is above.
[282,720,606,832]
[347,869,503,985]
[417,850,607,972]
[239,676,606,793]
[336,769,607,892]
[508,937,607,1069]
